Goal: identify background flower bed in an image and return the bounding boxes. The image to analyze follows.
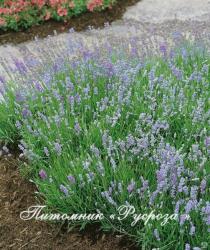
[0,33,210,249]
[0,0,116,31]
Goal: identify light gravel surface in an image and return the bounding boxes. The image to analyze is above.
[124,0,210,22]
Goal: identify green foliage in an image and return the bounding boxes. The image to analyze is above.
[0,0,116,31]
[0,40,209,249]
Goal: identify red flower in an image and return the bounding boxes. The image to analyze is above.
[14,15,20,22]
[44,11,51,20]
[69,1,75,9]
[87,0,103,12]
[50,0,59,8]
[57,7,68,17]
[31,0,46,9]
[0,17,6,26]
[0,8,11,15]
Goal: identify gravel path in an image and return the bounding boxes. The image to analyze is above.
[124,0,210,22]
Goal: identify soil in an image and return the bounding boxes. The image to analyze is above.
[0,0,140,46]
[0,157,138,250]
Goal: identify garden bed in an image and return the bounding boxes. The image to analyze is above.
[0,32,209,249]
[0,157,136,249]
[0,0,139,45]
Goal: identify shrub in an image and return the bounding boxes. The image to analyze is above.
[0,0,116,31]
[0,33,209,249]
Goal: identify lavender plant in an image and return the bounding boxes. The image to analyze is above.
[0,33,209,249]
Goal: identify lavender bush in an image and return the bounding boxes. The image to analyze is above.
[0,32,209,249]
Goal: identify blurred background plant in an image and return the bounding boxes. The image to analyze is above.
[0,0,116,31]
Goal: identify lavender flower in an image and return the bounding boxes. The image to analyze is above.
[126,134,135,149]
[190,186,198,200]
[159,43,167,57]
[189,224,195,235]
[14,59,27,74]
[39,169,47,180]
[138,177,149,197]
[204,137,210,148]
[2,145,9,153]
[44,147,50,157]
[74,120,81,135]
[15,121,22,129]
[82,160,90,170]
[170,64,183,80]
[185,200,197,214]
[66,77,74,91]
[54,142,62,156]
[15,92,25,102]
[127,180,136,193]
[175,199,184,214]
[110,157,116,170]
[22,108,31,118]
[153,229,160,241]
[87,172,95,182]
[0,75,5,83]
[18,143,25,152]
[67,175,76,184]
[97,162,105,176]
[90,145,100,158]
[34,82,43,92]
[94,87,98,95]
[200,179,206,194]
[185,243,191,250]
[60,184,69,196]
[118,182,123,193]
[180,214,189,226]
[101,191,117,206]
[68,95,74,105]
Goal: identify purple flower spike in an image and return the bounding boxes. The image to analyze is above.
[44,147,50,157]
[159,43,167,57]
[34,82,44,92]
[22,108,31,118]
[185,243,190,250]
[14,59,27,74]
[200,179,206,194]
[180,214,189,225]
[0,75,5,83]
[153,229,160,241]
[67,175,76,184]
[15,121,22,129]
[2,145,9,153]
[54,142,62,156]
[60,184,69,196]
[189,224,195,235]
[204,137,210,148]
[74,121,81,135]
[127,180,136,193]
[16,92,25,102]
[39,169,47,180]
